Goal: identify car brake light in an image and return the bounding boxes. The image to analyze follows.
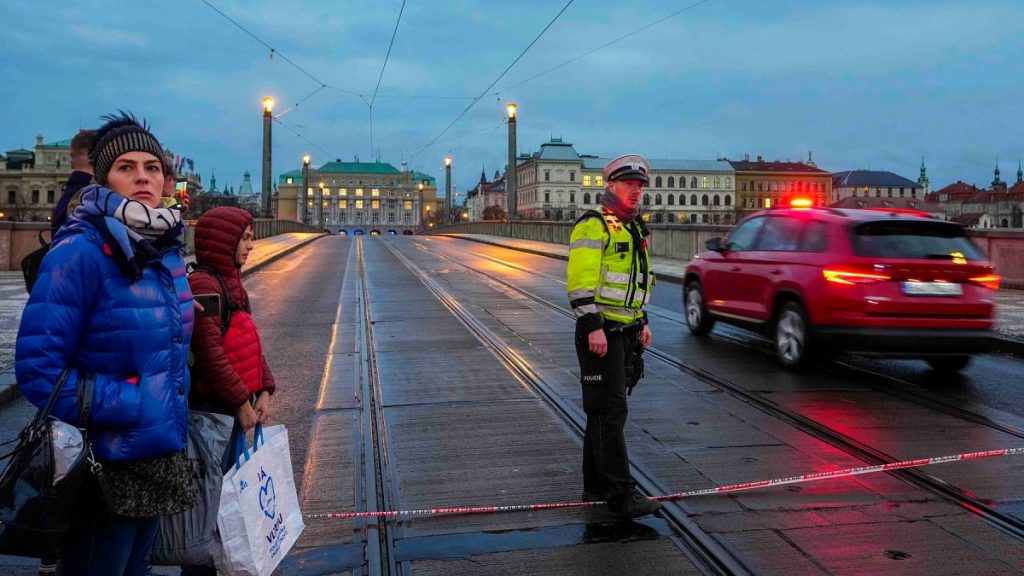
[968,275,1000,290]
[822,268,890,285]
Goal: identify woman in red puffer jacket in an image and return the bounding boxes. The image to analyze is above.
[188,206,275,431]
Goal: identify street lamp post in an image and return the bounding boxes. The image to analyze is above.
[315,182,324,227]
[506,102,517,220]
[261,97,274,218]
[301,154,310,223]
[417,182,424,230]
[444,155,452,225]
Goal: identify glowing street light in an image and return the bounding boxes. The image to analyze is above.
[507,102,517,220]
[300,154,311,223]
[444,155,452,225]
[261,96,275,216]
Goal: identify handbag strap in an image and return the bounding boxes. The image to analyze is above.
[31,368,72,428]
[76,372,95,427]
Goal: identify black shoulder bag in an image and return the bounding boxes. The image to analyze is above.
[0,370,107,558]
[20,230,52,294]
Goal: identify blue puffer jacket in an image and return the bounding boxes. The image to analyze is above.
[15,201,193,462]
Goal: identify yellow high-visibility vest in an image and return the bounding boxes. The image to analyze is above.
[567,209,653,326]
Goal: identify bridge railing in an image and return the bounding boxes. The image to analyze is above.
[432,221,1024,289]
[1,219,324,271]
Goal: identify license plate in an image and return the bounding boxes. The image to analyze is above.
[901,281,962,296]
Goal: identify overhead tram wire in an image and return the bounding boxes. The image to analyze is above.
[411,0,576,160]
[198,0,361,97]
[272,117,340,163]
[275,85,328,119]
[370,0,406,110]
[368,0,408,158]
[496,0,713,94]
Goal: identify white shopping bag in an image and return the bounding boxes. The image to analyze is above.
[217,425,305,576]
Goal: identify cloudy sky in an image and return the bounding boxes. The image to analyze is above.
[2,1,1022,197]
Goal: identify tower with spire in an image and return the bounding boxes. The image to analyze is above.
[992,158,1004,188]
[208,169,218,194]
[1017,159,1022,184]
[917,157,930,195]
[239,170,254,196]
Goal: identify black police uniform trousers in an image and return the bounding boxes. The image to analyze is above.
[575,321,640,502]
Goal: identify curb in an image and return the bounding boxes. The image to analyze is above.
[0,372,18,407]
[993,336,1024,357]
[441,233,570,263]
[0,234,326,410]
[242,233,327,278]
[441,233,689,284]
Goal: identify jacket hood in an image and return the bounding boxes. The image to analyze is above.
[194,207,253,277]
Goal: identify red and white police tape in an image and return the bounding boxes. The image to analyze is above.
[303,447,1024,521]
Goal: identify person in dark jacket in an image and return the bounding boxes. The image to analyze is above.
[51,129,96,231]
[15,112,195,576]
[181,208,275,576]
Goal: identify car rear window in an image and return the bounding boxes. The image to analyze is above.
[799,221,828,253]
[850,220,985,260]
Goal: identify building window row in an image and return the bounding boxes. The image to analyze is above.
[642,193,732,207]
[856,186,918,199]
[743,181,824,193]
[582,174,732,190]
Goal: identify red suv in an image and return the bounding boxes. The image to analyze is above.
[683,206,999,371]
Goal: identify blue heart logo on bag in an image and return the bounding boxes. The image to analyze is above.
[259,475,276,520]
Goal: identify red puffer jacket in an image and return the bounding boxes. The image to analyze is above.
[188,207,275,409]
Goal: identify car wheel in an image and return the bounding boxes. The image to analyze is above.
[775,301,811,369]
[926,356,971,373]
[684,281,715,336]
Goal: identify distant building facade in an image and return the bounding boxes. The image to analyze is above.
[927,162,1024,228]
[465,169,506,221]
[276,160,438,232]
[727,154,831,214]
[831,169,924,204]
[830,196,944,218]
[0,135,75,222]
[512,138,737,224]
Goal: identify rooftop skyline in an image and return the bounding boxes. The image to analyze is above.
[2,1,1021,195]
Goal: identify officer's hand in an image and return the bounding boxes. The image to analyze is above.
[588,329,608,357]
[639,325,652,347]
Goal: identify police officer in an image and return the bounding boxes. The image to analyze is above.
[567,154,660,518]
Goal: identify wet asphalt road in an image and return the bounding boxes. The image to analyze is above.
[3,235,1024,575]
[423,235,1024,418]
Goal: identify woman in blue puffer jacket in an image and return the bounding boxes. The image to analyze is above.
[15,112,195,576]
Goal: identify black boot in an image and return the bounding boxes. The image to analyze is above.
[581,490,605,502]
[608,493,662,518]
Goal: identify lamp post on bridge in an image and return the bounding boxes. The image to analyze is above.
[261,96,274,218]
[315,181,324,227]
[417,182,424,229]
[444,155,452,225]
[506,102,517,220]
[301,154,310,223]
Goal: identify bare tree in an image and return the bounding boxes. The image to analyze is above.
[482,205,507,221]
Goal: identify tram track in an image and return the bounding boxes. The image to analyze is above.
[407,236,1024,543]
[355,237,401,575]
[383,239,753,576]
[425,237,1024,441]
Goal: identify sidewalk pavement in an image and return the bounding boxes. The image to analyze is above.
[445,233,1024,347]
[0,232,325,407]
